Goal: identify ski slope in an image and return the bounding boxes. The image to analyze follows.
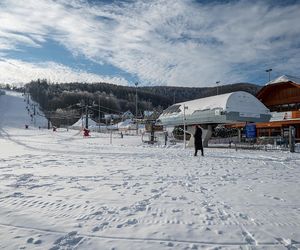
[0,91,300,249]
[0,90,48,129]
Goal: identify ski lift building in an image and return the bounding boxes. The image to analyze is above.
[158,91,271,126]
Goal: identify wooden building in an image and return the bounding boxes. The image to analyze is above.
[256,75,300,112]
[230,75,300,142]
[256,75,300,141]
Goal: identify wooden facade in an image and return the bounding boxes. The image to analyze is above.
[256,81,300,111]
[256,80,300,140]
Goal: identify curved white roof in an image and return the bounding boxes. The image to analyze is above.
[177,91,269,115]
[159,91,271,125]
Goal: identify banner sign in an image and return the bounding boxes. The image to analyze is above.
[245,124,256,138]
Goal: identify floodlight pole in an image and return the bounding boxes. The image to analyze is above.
[98,95,101,132]
[85,105,88,129]
[266,68,272,82]
[135,82,139,135]
[216,81,220,95]
[183,104,188,149]
[110,120,113,144]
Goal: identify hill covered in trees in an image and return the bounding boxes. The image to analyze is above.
[24,80,261,126]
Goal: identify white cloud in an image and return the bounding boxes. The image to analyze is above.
[0,0,300,87]
[0,59,129,86]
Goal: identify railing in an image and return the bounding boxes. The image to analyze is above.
[209,136,300,152]
[142,131,178,146]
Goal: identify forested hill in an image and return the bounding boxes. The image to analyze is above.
[142,83,260,104]
[25,80,261,123]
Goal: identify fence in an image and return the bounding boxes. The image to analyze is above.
[141,131,179,146]
[208,136,300,152]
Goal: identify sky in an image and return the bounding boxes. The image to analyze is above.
[0,0,300,87]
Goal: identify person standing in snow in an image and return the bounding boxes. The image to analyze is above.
[194,125,204,156]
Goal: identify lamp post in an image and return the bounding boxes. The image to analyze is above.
[98,95,101,132]
[266,68,272,82]
[216,81,220,95]
[135,82,139,135]
[110,119,113,144]
[85,105,88,129]
[183,104,188,149]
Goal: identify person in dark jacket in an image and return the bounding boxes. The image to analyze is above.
[194,125,204,156]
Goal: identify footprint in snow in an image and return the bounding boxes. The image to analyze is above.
[92,222,109,232]
[50,231,83,250]
[242,231,256,245]
[116,218,138,228]
[172,208,182,213]
[239,213,249,220]
[273,196,285,201]
[27,237,42,245]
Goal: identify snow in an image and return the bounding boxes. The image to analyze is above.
[117,119,136,130]
[176,91,269,115]
[71,118,143,132]
[1,91,300,249]
[266,75,300,85]
[71,116,98,129]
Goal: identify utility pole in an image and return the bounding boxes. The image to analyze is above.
[183,104,188,149]
[98,95,101,132]
[85,105,88,129]
[33,104,36,126]
[81,106,84,127]
[216,81,220,95]
[110,119,113,144]
[135,82,139,135]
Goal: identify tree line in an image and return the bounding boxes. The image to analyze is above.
[23,79,261,126]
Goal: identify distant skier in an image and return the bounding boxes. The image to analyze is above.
[83,127,90,137]
[194,125,204,156]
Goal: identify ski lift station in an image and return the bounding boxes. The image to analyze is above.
[157,91,271,126]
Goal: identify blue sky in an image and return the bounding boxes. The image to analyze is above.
[0,0,300,87]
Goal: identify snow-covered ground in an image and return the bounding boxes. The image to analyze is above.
[1,91,300,250]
